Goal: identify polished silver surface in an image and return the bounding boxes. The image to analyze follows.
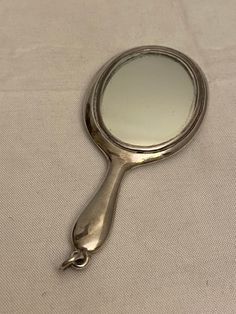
[61,46,208,270]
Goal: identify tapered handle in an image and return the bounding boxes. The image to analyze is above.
[60,157,127,270]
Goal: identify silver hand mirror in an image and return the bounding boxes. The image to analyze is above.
[61,46,208,270]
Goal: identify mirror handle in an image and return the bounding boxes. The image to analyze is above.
[60,156,128,270]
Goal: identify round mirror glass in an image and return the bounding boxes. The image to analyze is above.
[100,54,195,147]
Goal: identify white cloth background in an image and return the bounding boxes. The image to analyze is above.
[0,1,235,313]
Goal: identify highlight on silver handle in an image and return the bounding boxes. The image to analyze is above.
[60,157,127,270]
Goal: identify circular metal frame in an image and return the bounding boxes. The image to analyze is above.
[85,46,208,166]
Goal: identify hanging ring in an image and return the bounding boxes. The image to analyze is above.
[60,249,90,270]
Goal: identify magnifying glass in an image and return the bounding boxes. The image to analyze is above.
[60,46,208,270]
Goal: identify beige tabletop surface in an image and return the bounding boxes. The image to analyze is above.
[0,1,235,313]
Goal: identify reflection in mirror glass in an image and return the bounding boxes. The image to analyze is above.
[101,55,195,146]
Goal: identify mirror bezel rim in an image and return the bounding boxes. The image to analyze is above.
[85,46,208,165]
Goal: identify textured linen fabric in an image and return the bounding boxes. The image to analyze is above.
[0,1,235,313]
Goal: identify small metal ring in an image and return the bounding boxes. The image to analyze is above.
[60,249,90,270]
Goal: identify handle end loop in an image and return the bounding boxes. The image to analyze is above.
[60,249,90,271]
